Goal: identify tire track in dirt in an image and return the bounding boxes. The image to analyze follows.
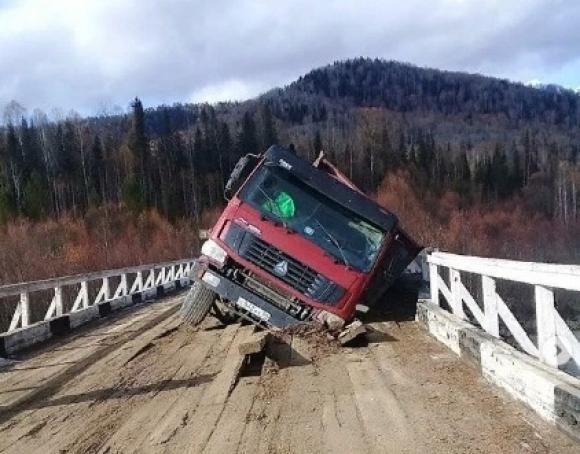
[0,302,180,425]
[0,301,186,452]
[99,324,240,453]
[0,301,173,395]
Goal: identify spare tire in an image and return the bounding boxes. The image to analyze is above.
[180,281,215,326]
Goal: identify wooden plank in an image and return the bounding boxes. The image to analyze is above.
[186,325,255,453]
[437,275,452,306]
[130,271,143,293]
[97,325,224,453]
[238,330,268,355]
[202,376,259,453]
[0,300,182,412]
[458,280,485,327]
[72,282,89,312]
[429,251,580,275]
[429,263,439,305]
[496,293,539,357]
[554,311,580,366]
[346,355,416,453]
[535,285,558,367]
[8,300,22,332]
[428,252,580,292]
[482,275,499,337]
[449,268,466,319]
[338,320,367,346]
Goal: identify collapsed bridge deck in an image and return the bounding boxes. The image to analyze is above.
[0,294,576,454]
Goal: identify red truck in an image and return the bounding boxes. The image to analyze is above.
[181,145,421,330]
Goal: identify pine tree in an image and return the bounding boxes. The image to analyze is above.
[453,151,471,195]
[0,137,16,225]
[127,98,149,210]
[89,135,105,205]
[238,112,258,156]
[491,143,510,199]
[313,130,323,156]
[0,188,15,225]
[218,122,233,177]
[22,171,48,219]
[510,142,524,192]
[261,103,278,148]
[21,119,44,178]
[122,176,144,215]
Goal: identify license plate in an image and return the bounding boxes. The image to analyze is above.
[236,297,271,321]
[202,272,220,288]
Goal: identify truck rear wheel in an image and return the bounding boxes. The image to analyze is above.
[180,281,215,326]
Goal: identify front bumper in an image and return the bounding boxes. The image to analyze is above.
[196,269,303,329]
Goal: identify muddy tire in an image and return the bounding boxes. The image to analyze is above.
[180,281,215,326]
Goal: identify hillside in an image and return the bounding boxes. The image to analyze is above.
[286,59,580,126]
[1,58,580,282]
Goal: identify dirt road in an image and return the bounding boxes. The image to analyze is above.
[0,294,577,453]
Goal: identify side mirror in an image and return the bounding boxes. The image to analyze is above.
[224,154,260,200]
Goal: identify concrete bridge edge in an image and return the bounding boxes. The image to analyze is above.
[417,300,580,442]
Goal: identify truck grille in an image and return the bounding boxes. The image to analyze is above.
[243,235,317,294]
[222,222,345,305]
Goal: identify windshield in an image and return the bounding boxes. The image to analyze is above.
[239,165,385,272]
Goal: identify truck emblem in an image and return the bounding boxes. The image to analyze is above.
[273,260,288,276]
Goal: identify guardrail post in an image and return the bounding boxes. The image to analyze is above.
[429,263,439,305]
[482,276,499,337]
[115,273,128,298]
[144,269,154,289]
[103,277,110,301]
[95,277,110,304]
[9,292,30,331]
[535,285,558,367]
[72,281,89,311]
[136,271,143,292]
[449,268,466,319]
[20,292,30,327]
[80,281,89,308]
[56,286,63,316]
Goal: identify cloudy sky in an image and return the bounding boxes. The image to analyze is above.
[1,0,579,116]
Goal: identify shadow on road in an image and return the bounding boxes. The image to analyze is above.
[0,373,216,414]
[362,274,421,324]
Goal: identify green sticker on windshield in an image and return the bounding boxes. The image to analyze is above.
[264,191,295,219]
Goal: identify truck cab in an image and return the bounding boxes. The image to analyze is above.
[183,145,421,330]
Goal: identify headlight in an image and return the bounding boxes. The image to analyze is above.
[201,239,227,266]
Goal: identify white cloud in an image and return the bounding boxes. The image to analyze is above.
[189,79,268,104]
[1,0,579,115]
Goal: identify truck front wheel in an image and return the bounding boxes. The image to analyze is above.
[180,281,215,326]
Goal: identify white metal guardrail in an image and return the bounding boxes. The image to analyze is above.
[427,252,580,370]
[0,259,194,335]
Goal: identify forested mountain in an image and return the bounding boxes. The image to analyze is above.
[1,58,580,270]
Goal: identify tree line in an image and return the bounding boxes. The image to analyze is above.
[0,99,283,223]
[1,58,580,229]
